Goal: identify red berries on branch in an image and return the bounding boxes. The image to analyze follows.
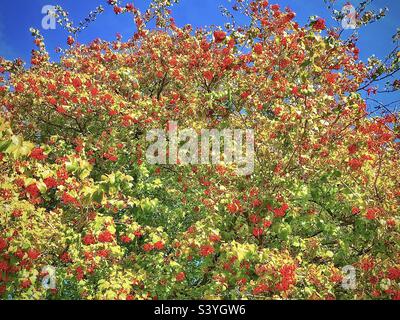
[67,36,75,46]
[213,30,227,43]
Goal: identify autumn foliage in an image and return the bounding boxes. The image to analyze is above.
[0,0,399,300]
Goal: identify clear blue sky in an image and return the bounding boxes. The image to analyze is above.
[0,0,399,109]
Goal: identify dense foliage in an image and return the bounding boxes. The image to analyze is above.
[0,0,399,300]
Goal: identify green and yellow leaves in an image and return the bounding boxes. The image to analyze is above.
[3,135,34,159]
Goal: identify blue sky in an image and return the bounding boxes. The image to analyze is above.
[0,0,399,109]
[0,0,399,62]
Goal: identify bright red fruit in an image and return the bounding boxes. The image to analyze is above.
[98,230,114,243]
[313,18,326,31]
[30,147,47,161]
[176,272,186,282]
[200,245,214,257]
[67,36,75,46]
[213,30,226,43]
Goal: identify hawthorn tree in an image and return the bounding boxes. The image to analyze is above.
[0,0,399,300]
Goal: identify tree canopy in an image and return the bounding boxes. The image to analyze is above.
[0,0,399,300]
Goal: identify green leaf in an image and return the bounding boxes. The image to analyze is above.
[92,190,104,203]
[0,140,11,152]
